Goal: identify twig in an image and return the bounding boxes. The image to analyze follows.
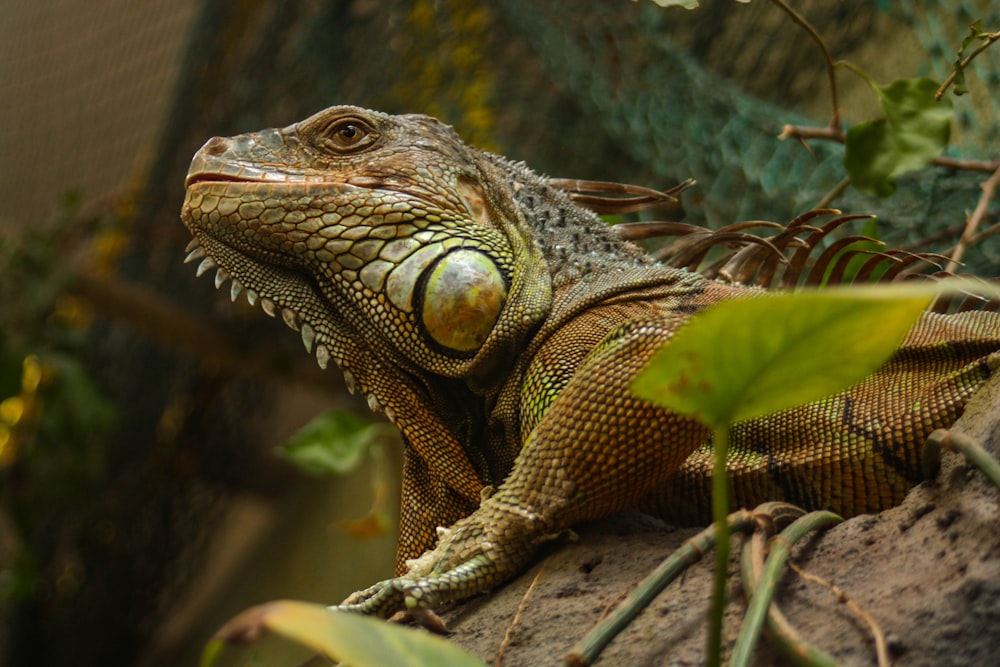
[495,558,549,667]
[771,0,841,130]
[780,124,1000,174]
[740,528,840,667]
[564,510,761,667]
[67,269,335,390]
[966,221,1000,246]
[936,30,1000,100]
[779,124,844,143]
[934,155,1000,173]
[815,176,852,209]
[923,429,1000,491]
[945,165,1000,272]
[901,220,967,252]
[787,561,893,667]
[730,511,843,667]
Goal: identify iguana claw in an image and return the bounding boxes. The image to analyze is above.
[336,499,552,618]
[334,578,406,617]
[333,556,500,619]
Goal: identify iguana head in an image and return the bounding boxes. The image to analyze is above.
[181,106,550,384]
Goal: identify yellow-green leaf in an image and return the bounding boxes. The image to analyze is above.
[203,600,486,667]
[631,287,934,427]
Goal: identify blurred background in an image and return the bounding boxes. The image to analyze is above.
[1,1,997,665]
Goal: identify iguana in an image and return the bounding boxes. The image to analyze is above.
[180,105,1000,617]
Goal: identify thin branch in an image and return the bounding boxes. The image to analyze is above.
[936,30,1000,101]
[67,269,336,390]
[771,0,841,130]
[815,176,852,209]
[780,124,1000,174]
[788,561,893,667]
[945,165,1000,272]
[933,155,1000,173]
[496,558,549,667]
[967,221,1000,246]
[901,220,967,252]
[779,124,844,143]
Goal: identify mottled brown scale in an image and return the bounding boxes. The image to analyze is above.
[180,105,1000,618]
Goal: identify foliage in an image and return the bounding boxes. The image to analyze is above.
[843,77,953,197]
[945,20,999,97]
[626,4,999,662]
[0,194,118,609]
[631,288,933,425]
[278,410,395,478]
[632,285,938,666]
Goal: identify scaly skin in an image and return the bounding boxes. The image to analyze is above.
[180,106,1000,617]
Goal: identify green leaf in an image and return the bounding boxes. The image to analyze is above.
[963,20,986,50]
[845,77,952,196]
[631,287,934,427]
[880,78,953,171]
[278,410,390,477]
[844,121,897,196]
[203,601,487,667]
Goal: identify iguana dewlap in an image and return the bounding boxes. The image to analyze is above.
[180,105,1000,616]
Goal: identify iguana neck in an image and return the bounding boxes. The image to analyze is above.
[481,152,655,290]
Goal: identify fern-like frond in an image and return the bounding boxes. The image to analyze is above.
[550,178,693,217]
[612,209,997,312]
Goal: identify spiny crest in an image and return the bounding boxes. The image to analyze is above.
[555,178,998,314]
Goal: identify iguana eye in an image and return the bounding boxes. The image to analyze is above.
[319,117,377,153]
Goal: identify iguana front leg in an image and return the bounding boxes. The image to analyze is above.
[338,317,709,616]
[337,495,556,616]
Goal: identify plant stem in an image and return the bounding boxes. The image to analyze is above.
[564,511,757,667]
[730,511,843,667]
[707,423,731,667]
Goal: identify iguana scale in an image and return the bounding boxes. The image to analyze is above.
[180,106,1000,616]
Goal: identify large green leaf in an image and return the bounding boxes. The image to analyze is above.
[844,77,952,196]
[631,287,934,427]
[203,600,486,667]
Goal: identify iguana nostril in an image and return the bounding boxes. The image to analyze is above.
[203,136,230,156]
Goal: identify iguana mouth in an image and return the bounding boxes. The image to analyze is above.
[183,231,383,423]
[184,173,252,188]
[184,171,360,189]
[182,233,340,370]
[183,136,365,190]
[180,150,362,364]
